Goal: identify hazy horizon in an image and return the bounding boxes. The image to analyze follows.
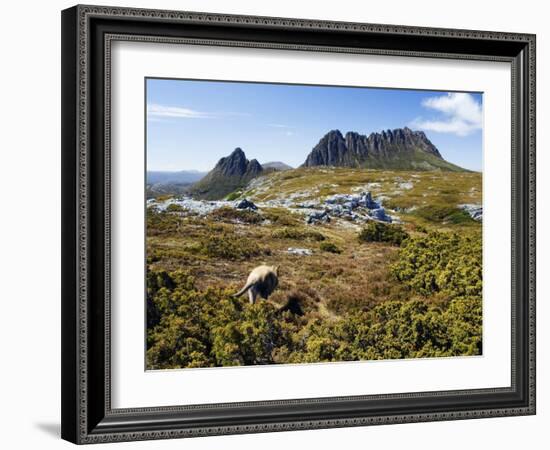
[146,79,483,172]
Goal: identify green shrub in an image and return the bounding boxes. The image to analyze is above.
[146,208,181,236]
[198,232,268,260]
[165,203,184,213]
[209,206,262,224]
[319,242,342,253]
[286,297,482,363]
[391,231,482,298]
[262,208,301,227]
[146,270,283,369]
[358,222,409,245]
[414,224,428,233]
[413,205,473,224]
[146,254,482,369]
[272,227,325,241]
[225,191,242,201]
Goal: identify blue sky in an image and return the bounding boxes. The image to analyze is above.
[146,78,483,172]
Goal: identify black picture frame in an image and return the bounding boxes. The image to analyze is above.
[61,4,536,444]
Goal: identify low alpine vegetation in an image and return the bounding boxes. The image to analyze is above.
[358,222,409,246]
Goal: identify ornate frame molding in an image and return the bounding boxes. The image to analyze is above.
[62,4,536,444]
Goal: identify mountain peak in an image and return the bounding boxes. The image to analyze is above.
[303,127,459,171]
[229,147,245,158]
[189,148,263,200]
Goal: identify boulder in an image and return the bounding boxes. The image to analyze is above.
[361,191,379,209]
[287,247,313,256]
[235,199,257,210]
[306,210,331,224]
[459,204,482,222]
[325,191,379,210]
[369,207,392,223]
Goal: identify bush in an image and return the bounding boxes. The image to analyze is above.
[413,205,473,224]
[209,206,263,224]
[358,222,409,245]
[146,208,182,236]
[165,203,184,213]
[391,231,482,298]
[146,269,283,369]
[262,208,301,227]
[319,242,342,253]
[272,227,325,241]
[287,297,481,362]
[198,232,268,260]
[146,247,482,369]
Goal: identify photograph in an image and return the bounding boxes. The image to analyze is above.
[145,78,483,370]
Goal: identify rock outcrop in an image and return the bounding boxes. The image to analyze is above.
[302,127,464,171]
[189,148,263,200]
[305,191,395,225]
[459,204,483,222]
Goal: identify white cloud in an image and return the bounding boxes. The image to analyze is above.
[410,93,482,137]
[147,104,250,121]
[147,104,215,119]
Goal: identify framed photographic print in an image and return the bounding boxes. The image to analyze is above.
[61,4,536,444]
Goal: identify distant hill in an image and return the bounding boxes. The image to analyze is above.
[189,148,263,200]
[302,127,465,171]
[146,170,207,198]
[262,161,293,171]
[147,170,206,185]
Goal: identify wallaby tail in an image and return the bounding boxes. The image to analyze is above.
[232,282,253,298]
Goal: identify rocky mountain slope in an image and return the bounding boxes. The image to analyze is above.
[302,127,465,171]
[262,161,293,171]
[189,148,263,200]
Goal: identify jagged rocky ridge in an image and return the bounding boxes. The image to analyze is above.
[189,148,263,200]
[302,127,464,171]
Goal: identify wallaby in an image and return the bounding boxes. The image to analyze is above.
[233,265,279,304]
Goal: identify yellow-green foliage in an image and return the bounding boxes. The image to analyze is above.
[358,222,409,246]
[146,269,283,368]
[209,206,263,224]
[146,208,182,236]
[412,205,473,224]
[262,208,301,227]
[225,191,242,201]
[286,297,481,362]
[271,227,326,241]
[146,266,482,369]
[319,242,342,254]
[198,231,269,260]
[165,203,184,213]
[391,231,482,298]
[146,167,483,369]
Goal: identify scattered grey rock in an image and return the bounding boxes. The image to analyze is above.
[235,199,257,210]
[397,181,414,190]
[306,210,331,224]
[150,195,260,216]
[287,247,313,256]
[298,190,394,225]
[369,207,392,223]
[325,191,379,209]
[296,200,319,209]
[459,204,483,221]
